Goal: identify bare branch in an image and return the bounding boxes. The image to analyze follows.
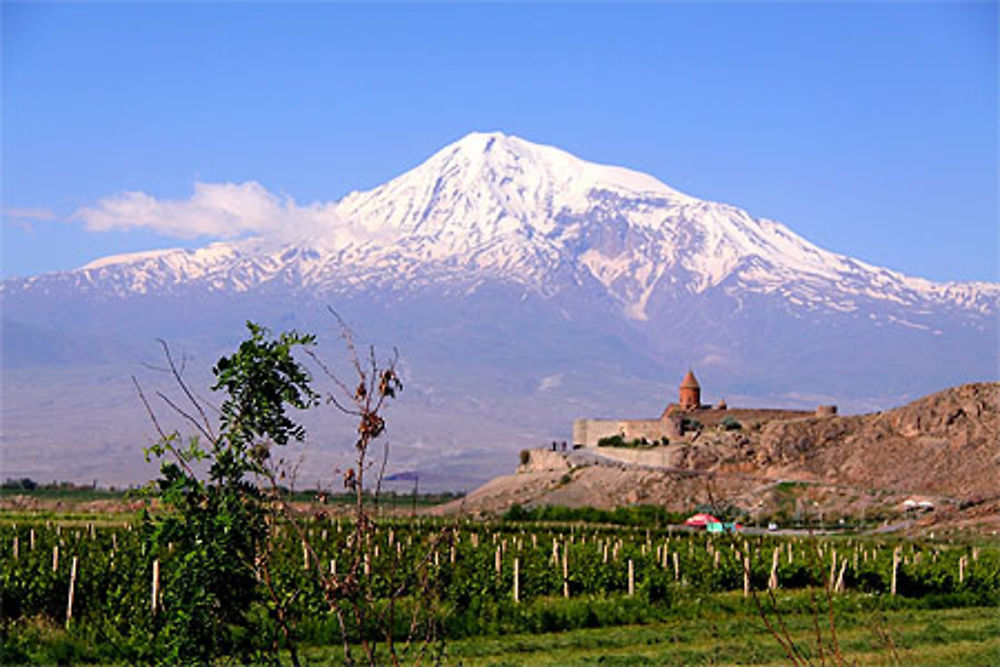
[154,390,216,445]
[133,375,169,442]
[157,338,216,441]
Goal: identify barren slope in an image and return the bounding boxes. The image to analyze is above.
[434,383,1000,532]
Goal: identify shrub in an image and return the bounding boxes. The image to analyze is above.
[1,477,37,491]
[597,434,625,448]
[519,449,531,466]
[720,416,742,431]
[503,503,530,521]
[680,418,703,433]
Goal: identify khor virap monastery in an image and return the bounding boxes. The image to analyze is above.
[573,370,838,448]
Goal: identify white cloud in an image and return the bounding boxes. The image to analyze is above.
[4,206,56,222]
[74,181,346,242]
[5,207,57,232]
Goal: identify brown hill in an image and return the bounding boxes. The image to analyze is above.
[434,383,999,535]
[752,381,999,498]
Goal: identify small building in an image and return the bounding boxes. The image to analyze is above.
[902,498,935,512]
[683,512,720,527]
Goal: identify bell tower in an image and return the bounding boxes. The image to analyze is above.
[679,369,701,410]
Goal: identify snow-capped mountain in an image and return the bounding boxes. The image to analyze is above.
[3,132,997,487]
[10,132,995,318]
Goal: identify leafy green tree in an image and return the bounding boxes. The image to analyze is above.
[138,322,318,664]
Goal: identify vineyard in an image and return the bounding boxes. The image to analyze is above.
[2,514,998,663]
[4,325,996,663]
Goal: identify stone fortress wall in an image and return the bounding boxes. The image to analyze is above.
[572,370,837,448]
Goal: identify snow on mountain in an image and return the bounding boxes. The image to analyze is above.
[7,131,996,323]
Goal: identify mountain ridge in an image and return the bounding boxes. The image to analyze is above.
[5,132,998,322]
[2,132,997,487]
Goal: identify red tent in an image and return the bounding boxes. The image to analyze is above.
[684,513,720,527]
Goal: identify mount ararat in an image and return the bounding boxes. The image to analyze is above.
[3,132,997,488]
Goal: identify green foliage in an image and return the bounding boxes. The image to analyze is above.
[680,417,703,433]
[596,435,660,449]
[137,322,319,663]
[1,477,37,490]
[597,434,625,448]
[519,450,531,466]
[213,321,319,449]
[501,504,686,527]
[3,519,1000,660]
[720,416,742,431]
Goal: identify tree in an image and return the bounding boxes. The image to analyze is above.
[136,314,445,666]
[136,322,319,664]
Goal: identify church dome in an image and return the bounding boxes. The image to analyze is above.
[680,370,700,389]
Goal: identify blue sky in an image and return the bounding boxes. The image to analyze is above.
[3,2,997,282]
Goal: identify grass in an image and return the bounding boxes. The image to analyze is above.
[7,584,998,664]
[444,606,1000,665]
[292,600,1000,665]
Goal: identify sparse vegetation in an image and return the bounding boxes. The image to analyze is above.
[596,435,662,449]
[720,415,742,431]
[680,417,704,433]
[502,504,691,526]
[1,478,38,491]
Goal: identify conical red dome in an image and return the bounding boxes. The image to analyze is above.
[680,369,700,389]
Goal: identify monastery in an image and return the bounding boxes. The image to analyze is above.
[572,370,837,448]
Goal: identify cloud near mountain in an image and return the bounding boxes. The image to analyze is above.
[73,180,345,242]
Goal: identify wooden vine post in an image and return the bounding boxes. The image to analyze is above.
[627,559,635,596]
[562,543,570,598]
[743,555,750,598]
[890,546,900,596]
[151,559,160,615]
[65,556,78,629]
[513,557,520,603]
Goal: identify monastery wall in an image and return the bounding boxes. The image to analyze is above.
[573,370,836,448]
[572,419,625,448]
[687,408,814,429]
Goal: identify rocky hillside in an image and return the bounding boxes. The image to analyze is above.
[435,383,1000,534]
[752,382,999,498]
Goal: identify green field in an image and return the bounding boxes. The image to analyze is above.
[442,606,1000,665]
[2,509,998,664]
[301,603,1000,665]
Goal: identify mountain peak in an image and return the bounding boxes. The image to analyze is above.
[438,131,693,201]
[336,130,696,249]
